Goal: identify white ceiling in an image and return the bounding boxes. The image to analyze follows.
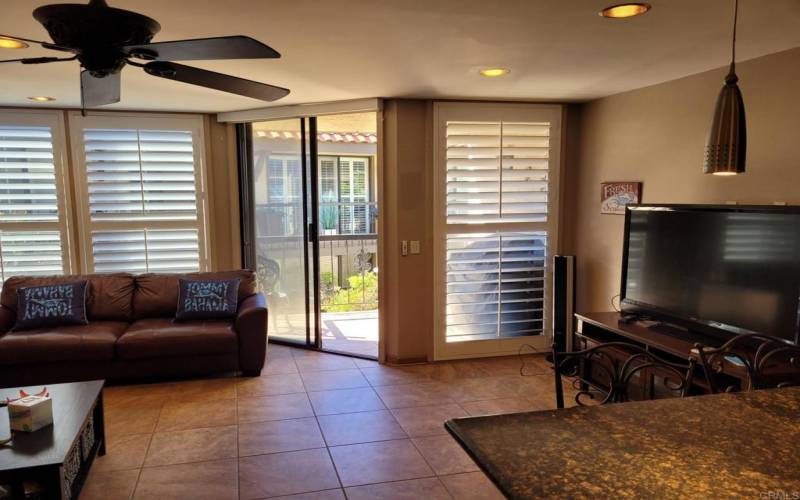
[1,0,799,113]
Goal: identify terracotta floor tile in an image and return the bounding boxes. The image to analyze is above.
[164,378,237,403]
[237,392,314,423]
[412,435,480,475]
[267,344,296,358]
[359,366,433,387]
[374,382,455,409]
[317,410,407,446]
[390,403,469,437]
[328,439,434,487]
[449,376,529,403]
[352,357,379,368]
[238,448,341,500]
[300,369,369,391]
[268,490,346,500]
[144,425,237,467]
[307,387,386,415]
[263,356,299,375]
[236,372,305,397]
[92,433,151,472]
[103,383,173,409]
[460,396,545,416]
[344,477,451,500]
[155,398,236,432]
[134,459,238,500]
[238,417,325,456]
[294,353,358,372]
[80,468,139,500]
[105,405,161,437]
[439,472,505,500]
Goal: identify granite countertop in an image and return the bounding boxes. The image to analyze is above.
[446,386,800,499]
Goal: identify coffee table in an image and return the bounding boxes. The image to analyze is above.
[0,380,106,500]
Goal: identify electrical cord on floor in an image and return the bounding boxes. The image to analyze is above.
[518,343,548,377]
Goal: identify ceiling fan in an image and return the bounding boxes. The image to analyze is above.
[0,0,290,108]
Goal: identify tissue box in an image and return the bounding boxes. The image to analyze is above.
[9,395,53,432]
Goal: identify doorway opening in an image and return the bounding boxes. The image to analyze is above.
[243,111,379,359]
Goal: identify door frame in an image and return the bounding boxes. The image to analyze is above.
[235,103,384,361]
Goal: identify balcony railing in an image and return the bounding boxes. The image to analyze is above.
[254,202,378,313]
[256,202,377,237]
[319,233,378,312]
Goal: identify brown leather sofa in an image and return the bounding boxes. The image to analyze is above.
[0,270,268,388]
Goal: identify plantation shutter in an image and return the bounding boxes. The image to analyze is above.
[0,113,72,282]
[71,114,208,274]
[83,129,197,222]
[319,156,337,200]
[446,122,549,224]
[337,156,370,234]
[435,103,561,353]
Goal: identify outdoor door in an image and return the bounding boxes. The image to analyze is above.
[246,117,319,347]
[241,112,380,360]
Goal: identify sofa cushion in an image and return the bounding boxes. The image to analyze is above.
[133,270,256,319]
[1,273,135,322]
[14,281,89,331]
[116,318,238,360]
[176,278,240,321]
[0,321,128,365]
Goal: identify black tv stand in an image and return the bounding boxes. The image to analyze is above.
[573,311,730,393]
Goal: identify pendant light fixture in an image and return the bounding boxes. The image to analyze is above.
[704,0,746,175]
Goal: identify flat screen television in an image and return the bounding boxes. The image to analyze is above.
[620,204,800,344]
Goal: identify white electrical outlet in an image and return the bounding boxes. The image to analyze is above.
[401,240,408,256]
[410,240,420,254]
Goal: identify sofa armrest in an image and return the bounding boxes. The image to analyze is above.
[235,292,268,376]
[0,306,14,336]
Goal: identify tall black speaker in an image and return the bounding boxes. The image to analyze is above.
[552,255,576,354]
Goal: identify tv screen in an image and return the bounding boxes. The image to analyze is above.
[621,205,800,343]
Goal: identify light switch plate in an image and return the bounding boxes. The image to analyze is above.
[401,240,408,256]
[410,240,420,254]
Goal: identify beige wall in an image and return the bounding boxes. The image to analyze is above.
[381,99,435,363]
[566,47,800,313]
[203,117,242,271]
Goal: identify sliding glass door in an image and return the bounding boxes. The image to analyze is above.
[240,111,380,359]
[248,118,317,345]
[317,113,379,358]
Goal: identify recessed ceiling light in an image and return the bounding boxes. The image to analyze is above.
[600,3,651,19]
[480,68,510,77]
[27,96,56,102]
[0,36,29,49]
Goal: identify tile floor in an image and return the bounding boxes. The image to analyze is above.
[81,343,565,500]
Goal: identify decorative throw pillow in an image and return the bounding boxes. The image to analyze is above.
[175,278,240,321]
[13,281,89,331]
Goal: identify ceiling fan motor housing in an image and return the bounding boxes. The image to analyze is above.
[32,0,161,77]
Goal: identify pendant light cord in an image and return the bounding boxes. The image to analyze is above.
[731,0,738,65]
[726,0,739,83]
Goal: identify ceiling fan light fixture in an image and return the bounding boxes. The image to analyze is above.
[0,37,29,49]
[600,3,651,18]
[27,96,56,102]
[480,68,510,77]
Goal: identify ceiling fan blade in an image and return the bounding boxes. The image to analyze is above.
[0,34,74,52]
[81,70,121,108]
[0,56,75,64]
[143,61,289,102]
[125,36,280,61]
